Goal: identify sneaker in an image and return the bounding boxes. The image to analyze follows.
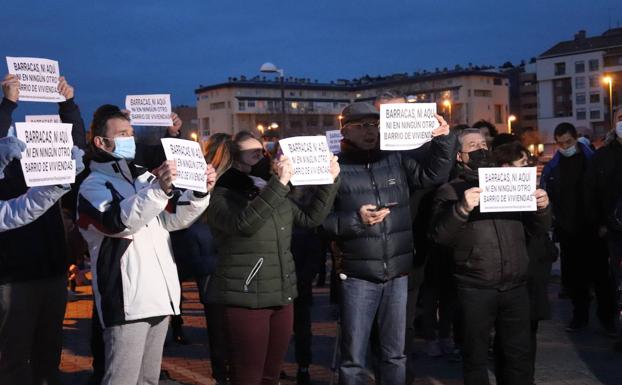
[297,367,311,385]
[440,338,454,355]
[425,339,443,357]
[565,318,588,332]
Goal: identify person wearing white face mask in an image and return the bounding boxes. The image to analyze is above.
[77,104,217,385]
[541,122,618,335]
[586,107,622,350]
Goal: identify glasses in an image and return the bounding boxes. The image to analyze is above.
[344,122,379,130]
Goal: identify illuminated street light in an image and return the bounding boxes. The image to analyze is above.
[603,75,614,130]
[508,115,517,134]
[442,99,452,123]
[406,95,417,103]
[190,132,198,142]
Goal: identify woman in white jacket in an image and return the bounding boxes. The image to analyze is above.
[77,105,216,385]
[0,136,85,232]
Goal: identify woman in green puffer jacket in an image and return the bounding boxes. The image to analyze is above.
[206,131,340,385]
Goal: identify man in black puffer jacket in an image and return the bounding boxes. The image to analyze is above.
[323,102,455,385]
[429,128,551,385]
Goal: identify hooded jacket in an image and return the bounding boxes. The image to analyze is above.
[77,153,210,327]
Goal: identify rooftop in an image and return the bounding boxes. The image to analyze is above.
[539,28,622,58]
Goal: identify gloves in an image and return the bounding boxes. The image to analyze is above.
[0,137,26,179]
[72,146,85,175]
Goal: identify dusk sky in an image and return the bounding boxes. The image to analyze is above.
[1,0,619,123]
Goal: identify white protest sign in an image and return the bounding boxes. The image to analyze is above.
[325,130,343,154]
[478,167,537,213]
[15,122,75,187]
[161,138,207,193]
[380,103,439,150]
[279,136,333,186]
[125,94,173,126]
[6,57,65,103]
[25,115,62,123]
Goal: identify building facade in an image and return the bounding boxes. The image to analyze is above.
[537,28,622,152]
[194,68,511,139]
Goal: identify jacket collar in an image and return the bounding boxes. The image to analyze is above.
[216,167,260,200]
[339,139,384,165]
[87,149,148,181]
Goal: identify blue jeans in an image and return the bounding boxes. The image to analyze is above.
[339,275,407,385]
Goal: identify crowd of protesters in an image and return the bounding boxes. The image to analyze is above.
[0,72,621,385]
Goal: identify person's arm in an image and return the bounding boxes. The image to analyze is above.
[0,74,19,137]
[158,189,210,232]
[428,183,471,247]
[57,77,86,149]
[0,185,70,232]
[291,178,340,228]
[402,131,457,189]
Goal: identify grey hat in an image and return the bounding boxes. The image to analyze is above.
[340,102,379,128]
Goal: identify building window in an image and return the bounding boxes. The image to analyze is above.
[576,93,586,105]
[575,61,585,73]
[575,77,585,89]
[210,102,226,110]
[588,59,599,71]
[590,109,601,120]
[494,105,503,124]
[554,62,566,76]
[473,89,492,97]
[493,78,502,85]
[247,101,256,108]
[589,76,599,88]
[590,93,600,103]
[604,54,622,67]
[238,100,245,111]
[553,78,573,117]
[576,108,586,120]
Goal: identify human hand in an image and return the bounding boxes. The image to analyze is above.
[329,154,340,181]
[57,76,74,100]
[153,160,177,194]
[275,155,293,185]
[168,112,182,137]
[206,163,217,192]
[2,74,20,103]
[534,189,549,210]
[71,146,85,175]
[359,204,390,226]
[432,114,450,137]
[459,187,482,215]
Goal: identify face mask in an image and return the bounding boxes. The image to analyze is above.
[250,155,272,181]
[465,148,493,170]
[111,136,136,160]
[616,121,622,139]
[264,142,276,153]
[559,145,577,158]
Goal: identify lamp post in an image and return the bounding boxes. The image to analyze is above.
[508,115,517,134]
[602,75,613,130]
[260,62,286,137]
[442,99,452,124]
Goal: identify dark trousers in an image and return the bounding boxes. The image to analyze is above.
[0,276,67,385]
[495,319,539,385]
[89,306,105,385]
[223,304,293,385]
[558,232,617,325]
[205,303,229,382]
[458,285,530,385]
[294,272,314,368]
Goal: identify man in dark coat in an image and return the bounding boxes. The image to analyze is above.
[429,128,551,385]
[542,122,617,334]
[323,102,455,385]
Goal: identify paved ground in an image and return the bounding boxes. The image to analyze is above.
[60,265,622,385]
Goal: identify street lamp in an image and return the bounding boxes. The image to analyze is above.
[508,115,517,134]
[257,124,265,135]
[190,132,198,142]
[602,75,613,130]
[442,99,452,124]
[406,95,417,103]
[260,62,286,136]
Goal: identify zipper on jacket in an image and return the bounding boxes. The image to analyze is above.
[243,258,264,292]
[367,162,389,278]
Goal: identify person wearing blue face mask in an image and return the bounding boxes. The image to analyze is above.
[541,122,618,336]
[77,104,216,385]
